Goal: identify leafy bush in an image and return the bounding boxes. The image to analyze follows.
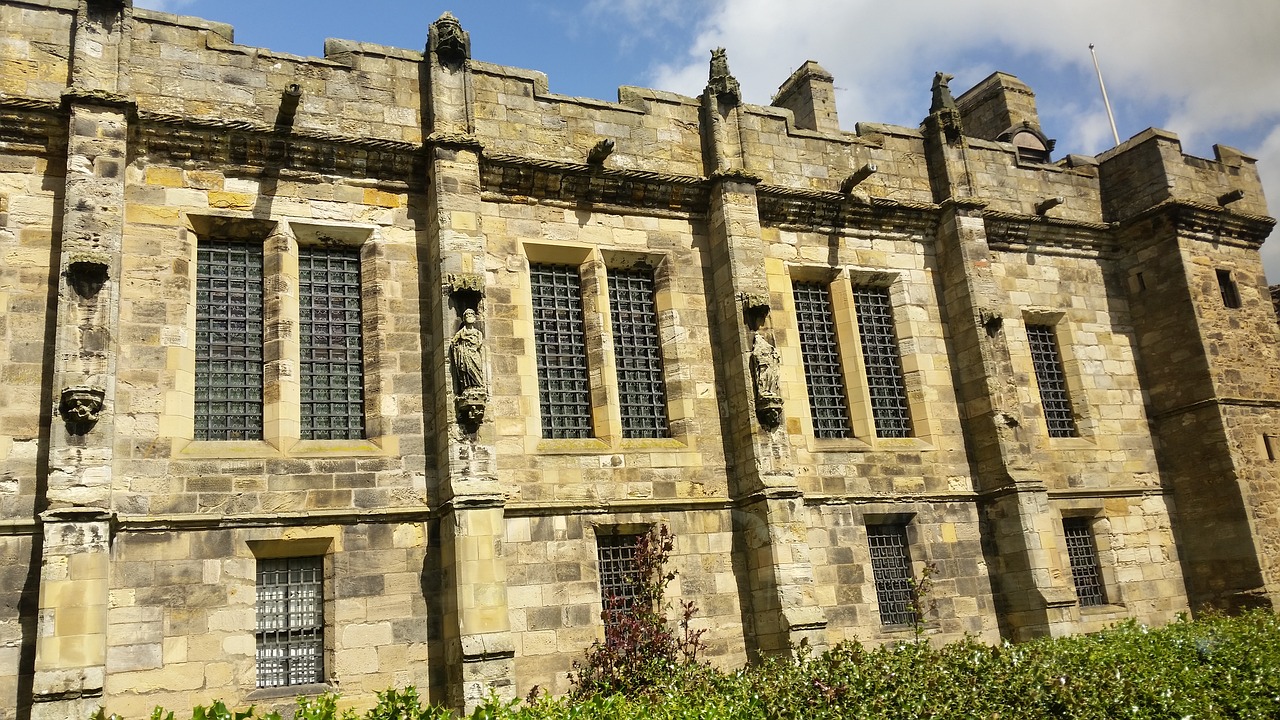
[567,525,708,699]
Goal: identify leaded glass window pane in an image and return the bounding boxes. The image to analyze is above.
[1064,518,1107,607]
[793,282,851,438]
[256,557,324,688]
[299,246,365,440]
[868,523,915,626]
[596,533,642,638]
[1026,324,1077,437]
[608,269,668,438]
[853,286,912,438]
[196,239,264,441]
[531,264,593,438]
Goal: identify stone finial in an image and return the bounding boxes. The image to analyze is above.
[431,11,470,66]
[587,138,615,166]
[60,385,105,434]
[707,48,741,103]
[930,71,963,143]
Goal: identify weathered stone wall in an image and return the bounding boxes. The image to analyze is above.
[2,0,1277,712]
[102,523,437,717]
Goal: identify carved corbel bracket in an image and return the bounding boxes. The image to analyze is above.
[59,385,105,434]
[67,251,110,298]
[739,291,771,329]
[455,388,487,431]
[709,168,762,185]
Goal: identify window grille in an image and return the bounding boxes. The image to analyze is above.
[256,557,324,688]
[793,282,852,438]
[852,286,912,438]
[1217,269,1241,308]
[596,533,643,636]
[608,269,668,438]
[531,264,593,438]
[1063,518,1107,607]
[1026,324,1077,437]
[196,239,264,441]
[867,523,915,626]
[299,246,365,440]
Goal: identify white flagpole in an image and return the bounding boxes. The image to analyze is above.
[1089,43,1121,146]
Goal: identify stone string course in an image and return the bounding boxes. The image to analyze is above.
[1,0,1278,716]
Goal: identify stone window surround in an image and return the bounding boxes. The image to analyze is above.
[861,511,923,631]
[1019,309,1094,442]
[520,241,691,454]
[783,266,938,450]
[1054,505,1123,612]
[245,534,337,699]
[164,215,397,459]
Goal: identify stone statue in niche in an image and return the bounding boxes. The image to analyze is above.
[750,332,784,428]
[60,385,105,434]
[451,307,487,427]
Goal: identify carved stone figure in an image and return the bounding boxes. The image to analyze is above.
[707,47,741,103]
[587,138,615,166]
[59,385,105,434]
[750,333,784,428]
[451,308,486,426]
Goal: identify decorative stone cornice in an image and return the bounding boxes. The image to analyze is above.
[136,112,425,184]
[61,87,135,111]
[1143,199,1276,247]
[426,131,484,151]
[756,184,940,234]
[983,210,1115,258]
[480,153,708,214]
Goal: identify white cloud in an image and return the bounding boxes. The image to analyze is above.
[640,0,1280,277]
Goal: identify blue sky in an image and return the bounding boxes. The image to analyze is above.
[137,0,1280,279]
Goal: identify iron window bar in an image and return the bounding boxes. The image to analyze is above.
[195,239,264,441]
[1026,323,1077,438]
[299,246,365,440]
[852,285,912,438]
[607,269,669,438]
[531,263,594,438]
[1063,518,1107,607]
[596,534,643,638]
[867,523,916,626]
[793,282,852,438]
[256,557,324,688]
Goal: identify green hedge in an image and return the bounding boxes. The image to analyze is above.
[96,611,1280,720]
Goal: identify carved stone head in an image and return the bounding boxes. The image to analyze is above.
[755,396,784,429]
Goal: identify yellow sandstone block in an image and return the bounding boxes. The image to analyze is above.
[207,191,254,210]
[363,189,402,208]
[144,167,184,188]
[125,204,182,226]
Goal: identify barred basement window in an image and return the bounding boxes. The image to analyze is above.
[794,282,852,438]
[531,263,593,438]
[607,269,669,438]
[852,286,912,438]
[1063,518,1107,607]
[596,533,642,637]
[256,556,324,688]
[1026,323,1077,438]
[299,246,365,440]
[867,523,915,626]
[196,239,264,441]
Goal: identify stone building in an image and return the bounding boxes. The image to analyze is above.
[2,1,1278,717]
